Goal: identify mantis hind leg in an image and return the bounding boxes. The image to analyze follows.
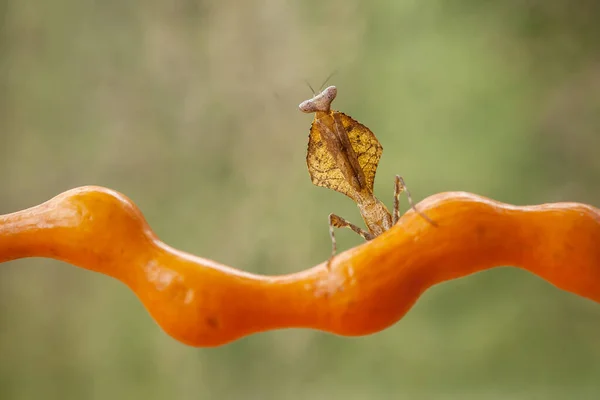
[393,175,437,226]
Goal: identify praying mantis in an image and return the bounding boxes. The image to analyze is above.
[299,85,436,265]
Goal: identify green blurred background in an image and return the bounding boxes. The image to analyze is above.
[2,0,600,399]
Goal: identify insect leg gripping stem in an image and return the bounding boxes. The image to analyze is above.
[1,186,600,347]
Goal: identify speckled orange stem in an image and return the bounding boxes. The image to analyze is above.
[1,186,599,347]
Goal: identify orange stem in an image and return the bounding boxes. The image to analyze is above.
[1,186,599,347]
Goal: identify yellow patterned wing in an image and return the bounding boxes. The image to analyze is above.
[306,111,382,201]
[306,118,357,201]
[337,112,383,193]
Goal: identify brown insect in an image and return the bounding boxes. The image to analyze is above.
[299,85,436,266]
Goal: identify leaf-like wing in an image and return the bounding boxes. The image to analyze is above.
[337,112,382,193]
[306,118,359,201]
[306,111,382,200]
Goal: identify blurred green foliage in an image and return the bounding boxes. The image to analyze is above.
[1,0,600,399]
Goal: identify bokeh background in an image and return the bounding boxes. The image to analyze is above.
[2,1,600,399]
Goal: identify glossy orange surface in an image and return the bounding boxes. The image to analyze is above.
[1,186,599,347]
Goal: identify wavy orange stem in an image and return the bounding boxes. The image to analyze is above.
[1,186,599,347]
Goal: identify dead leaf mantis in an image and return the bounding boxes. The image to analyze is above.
[299,85,436,266]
